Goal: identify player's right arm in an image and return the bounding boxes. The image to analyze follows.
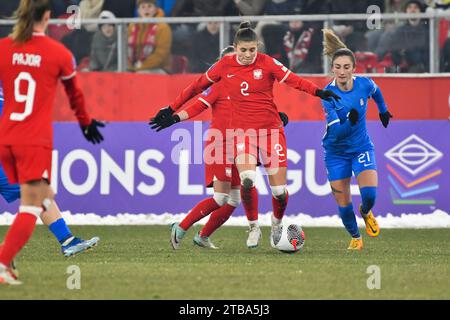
[323,100,356,140]
[150,86,219,132]
[59,48,105,144]
[150,60,224,122]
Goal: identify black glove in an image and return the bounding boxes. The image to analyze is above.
[82,119,105,144]
[316,89,341,102]
[149,114,181,132]
[379,111,393,128]
[278,112,289,127]
[150,106,175,123]
[348,108,359,126]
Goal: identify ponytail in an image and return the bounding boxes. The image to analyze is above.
[322,28,355,66]
[11,0,51,43]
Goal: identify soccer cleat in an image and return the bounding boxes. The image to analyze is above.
[0,263,22,285]
[62,237,100,257]
[10,259,19,279]
[270,218,282,249]
[193,232,219,249]
[347,237,363,250]
[170,222,186,250]
[246,224,262,248]
[359,205,380,237]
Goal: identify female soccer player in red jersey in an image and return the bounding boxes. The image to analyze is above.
[151,22,340,249]
[0,0,105,285]
[152,47,290,249]
[152,46,241,249]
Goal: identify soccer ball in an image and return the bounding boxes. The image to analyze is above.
[272,223,305,253]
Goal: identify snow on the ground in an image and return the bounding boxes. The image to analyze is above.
[1,210,449,228]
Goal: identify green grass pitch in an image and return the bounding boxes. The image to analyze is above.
[1,225,449,299]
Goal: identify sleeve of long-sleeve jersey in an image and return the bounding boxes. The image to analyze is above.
[171,61,223,111]
[268,57,319,96]
[61,76,92,127]
[366,77,388,114]
[323,100,351,140]
[178,85,219,119]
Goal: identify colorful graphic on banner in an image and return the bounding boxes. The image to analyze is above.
[385,134,443,205]
[1,121,449,217]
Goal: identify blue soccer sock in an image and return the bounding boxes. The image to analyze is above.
[48,218,74,245]
[360,186,377,215]
[338,204,360,238]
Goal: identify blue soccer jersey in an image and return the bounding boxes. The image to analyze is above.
[321,76,387,154]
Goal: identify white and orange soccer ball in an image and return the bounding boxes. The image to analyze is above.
[272,223,305,253]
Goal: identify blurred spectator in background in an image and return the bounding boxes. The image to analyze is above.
[50,0,81,17]
[330,0,385,52]
[128,0,172,73]
[376,0,429,72]
[156,0,177,16]
[61,0,103,65]
[170,0,231,56]
[262,20,323,74]
[367,0,407,54]
[102,0,136,18]
[0,0,20,38]
[232,0,267,15]
[80,0,105,32]
[189,22,221,73]
[89,10,118,71]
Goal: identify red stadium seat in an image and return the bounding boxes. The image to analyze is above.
[48,13,73,42]
[170,55,189,74]
[355,52,378,73]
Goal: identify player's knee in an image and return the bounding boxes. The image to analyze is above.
[239,170,256,190]
[213,192,229,206]
[42,198,53,212]
[360,186,377,211]
[270,185,287,200]
[228,189,241,207]
[18,205,43,218]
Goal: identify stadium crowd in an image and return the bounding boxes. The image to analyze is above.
[0,0,449,73]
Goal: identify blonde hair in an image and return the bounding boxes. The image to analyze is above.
[11,0,50,43]
[322,28,355,66]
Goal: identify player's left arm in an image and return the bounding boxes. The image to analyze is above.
[367,77,393,128]
[60,49,105,144]
[269,57,340,101]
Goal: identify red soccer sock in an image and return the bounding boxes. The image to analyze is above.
[199,204,236,237]
[272,191,289,220]
[179,197,221,231]
[241,186,259,222]
[0,212,38,266]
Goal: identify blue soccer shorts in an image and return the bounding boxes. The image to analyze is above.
[324,149,377,181]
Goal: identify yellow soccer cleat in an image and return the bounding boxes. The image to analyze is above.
[360,205,380,237]
[347,237,363,250]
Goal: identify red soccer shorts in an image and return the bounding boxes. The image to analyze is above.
[234,128,287,169]
[204,138,240,187]
[0,145,52,184]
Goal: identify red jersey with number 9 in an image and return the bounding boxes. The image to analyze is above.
[0,33,82,148]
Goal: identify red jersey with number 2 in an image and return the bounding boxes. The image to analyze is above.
[205,53,319,130]
[0,33,86,148]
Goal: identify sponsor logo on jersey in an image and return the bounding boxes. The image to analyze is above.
[253,69,263,80]
[225,167,232,177]
[360,98,364,106]
[273,58,283,66]
[202,87,212,96]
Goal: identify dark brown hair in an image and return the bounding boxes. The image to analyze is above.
[233,21,257,45]
[11,0,51,43]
